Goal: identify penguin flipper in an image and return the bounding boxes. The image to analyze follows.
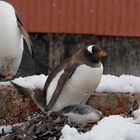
[10,81,46,112]
[16,12,34,57]
[45,64,79,112]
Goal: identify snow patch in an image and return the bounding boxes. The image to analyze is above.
[96,74,140,93]
[0,74,139,93]
[132,107,140,123]
[13,74,47,89]
[60,115,140,140]
[0,123,23,134]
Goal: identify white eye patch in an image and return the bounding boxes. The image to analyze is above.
[87,45,96,54]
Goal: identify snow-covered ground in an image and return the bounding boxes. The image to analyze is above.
[12,74,47,89]
[0,74,47,89]
[60,115,140,140]
[0,74,139,93]
[96,75,140,93]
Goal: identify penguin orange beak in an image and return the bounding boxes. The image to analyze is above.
[98,51,107,57]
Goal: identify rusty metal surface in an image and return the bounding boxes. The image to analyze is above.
[8,0,140,36]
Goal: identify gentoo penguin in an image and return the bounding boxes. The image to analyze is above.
[49,104,102,123]
[11,45,107,113]
[0,1,33,80]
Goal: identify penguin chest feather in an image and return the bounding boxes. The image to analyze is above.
[47,64,103,112]
[68,64,103,91]
[0,19,23,75]
[0,17,23,56]
[0,2,23,75]
[0,2,23,57]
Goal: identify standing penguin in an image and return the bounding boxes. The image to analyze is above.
[11,45,107,114]
[0,1,33,80]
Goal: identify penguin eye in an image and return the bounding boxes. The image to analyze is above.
[87,45,96,54]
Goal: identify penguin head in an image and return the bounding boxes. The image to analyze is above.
[84,45,107,63]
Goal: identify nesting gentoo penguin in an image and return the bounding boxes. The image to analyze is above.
[0,1,33,80]
[49,104,102,123]
[11,44,107,114]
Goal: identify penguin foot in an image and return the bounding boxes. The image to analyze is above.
[74,119,99,127]
[60,115,71,125]
[0,72,13,80]
[49,112,71,125]
[0,77,6,82]
[0,75,14,82]
[83,120,97,124]
[4,74,13,80]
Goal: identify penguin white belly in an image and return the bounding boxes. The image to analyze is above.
[0,17,23,75]
[50,64,103,112]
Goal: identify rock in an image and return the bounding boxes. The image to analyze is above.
[0,85,140,125]
[0,85,39,125]
[0,112,99,140]
[88,93,140,116]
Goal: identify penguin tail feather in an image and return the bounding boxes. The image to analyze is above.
[10,81,47,113]
[10,81,33,99]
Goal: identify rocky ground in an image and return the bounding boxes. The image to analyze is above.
[0,112,95,140]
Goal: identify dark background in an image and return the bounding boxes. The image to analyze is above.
[18,33,140,77]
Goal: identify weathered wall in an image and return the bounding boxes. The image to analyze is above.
[8,0,140,37]
[18,34,140,77]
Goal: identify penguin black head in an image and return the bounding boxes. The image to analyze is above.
[84,45,107,63]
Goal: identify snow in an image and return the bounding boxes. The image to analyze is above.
[0,125,12,134]
[0,74,139,93]
[0,123,22,134]
[132,107,140,124]
[0,74,47,89]
[60,115,140,140]
[96,74,140,93]
[13,74,47,89]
